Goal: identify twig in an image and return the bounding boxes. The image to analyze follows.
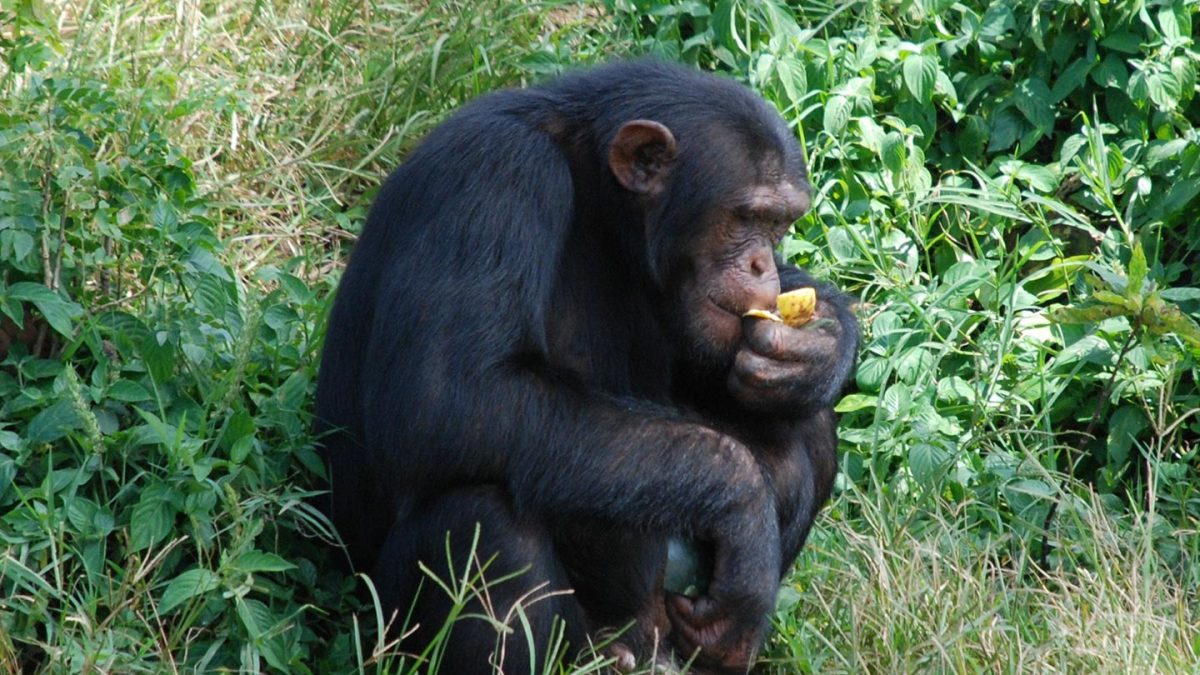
[1080,327,1138,449]
[40,170,53,288]
[88,285,153,315]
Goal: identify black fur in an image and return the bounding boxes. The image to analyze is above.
[315,60,858,672]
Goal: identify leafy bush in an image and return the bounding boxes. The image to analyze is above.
[0,1,602,670]
[607,0,1200,568]
[0,8,352,670]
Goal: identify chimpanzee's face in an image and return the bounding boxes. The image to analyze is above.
[674,179,810,367]
[606,117,810,368]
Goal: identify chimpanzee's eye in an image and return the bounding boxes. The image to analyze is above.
[771,221,791,245]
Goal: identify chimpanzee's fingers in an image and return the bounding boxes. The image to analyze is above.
[742,317,840,362]
[729,348,803,393]
[665,594,705,661]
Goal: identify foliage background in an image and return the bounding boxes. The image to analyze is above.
[0,0,1197,671]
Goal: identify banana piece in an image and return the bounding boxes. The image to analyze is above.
[743,308,784,323]
[777,287,816,326]
[742,288,817,327]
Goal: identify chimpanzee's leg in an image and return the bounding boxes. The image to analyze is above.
[373,486,590,674]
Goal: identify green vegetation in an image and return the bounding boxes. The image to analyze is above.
[1,0,1197,671]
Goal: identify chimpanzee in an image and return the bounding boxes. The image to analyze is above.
[314,60,857,673]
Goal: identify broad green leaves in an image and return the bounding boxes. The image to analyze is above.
[902,54,937,104]
[159,568,221,614]
[610,0,1200,553]
[823,94,853,136]
[1014,78,1054,135]
[0,8,332,670]
[1051,243,1200,351]
[2,282,83,337]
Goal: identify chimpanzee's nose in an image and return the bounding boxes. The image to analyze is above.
[745,248,780,311]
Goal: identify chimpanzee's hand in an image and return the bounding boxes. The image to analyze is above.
[665,503,781,672]
[727,296,849,414]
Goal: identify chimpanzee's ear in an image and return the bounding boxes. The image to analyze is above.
[608,120,677,196]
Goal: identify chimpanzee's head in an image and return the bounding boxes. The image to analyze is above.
[606,80,811,371]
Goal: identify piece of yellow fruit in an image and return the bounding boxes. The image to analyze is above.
[777,287,817,327]
[743,308,784,323]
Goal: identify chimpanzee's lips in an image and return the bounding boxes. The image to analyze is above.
[707,295,742,319]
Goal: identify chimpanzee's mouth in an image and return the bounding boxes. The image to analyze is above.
[706,295,741,319]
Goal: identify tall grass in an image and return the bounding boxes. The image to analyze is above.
[51,0,598,262]
[767,488,1199,673]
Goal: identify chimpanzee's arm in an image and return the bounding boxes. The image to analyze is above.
[748,409,839,569]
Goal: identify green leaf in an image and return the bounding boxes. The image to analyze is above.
[1161,178,1200,218]
[1158,6,1181,42]
[131,486,174,551]
[856,357,887,392]
[0,431,19,451]
[9,231,34,263]
[1091,55,1129,90]
[856,117,885,153]
[823,94,852,136]
[1084,262,1128,293]
[987,108,1022,152]
[1004,478,1055,517]
[159,568,220,614]
[7,282,83,337]
[1105,146,1126,183]
[1127,243,1148,298]
[937,376,976,403]
[1171,57,1196,102]
[941,260,994,296]
[774,55,807,108]
[1106,405,1147,468]
[834,393,876,412]
[979,4,1015,38]
[1012,163,1058,192]
[107,379,153,403]
[1093,290,1129,306]
[1014,79,1055,132]
[1145,139,1190,167]
[1051,58,1094,102]
[26,400,82,444]
[711,0,744,55]
[150,199,178,232]
[1049,304,1128,324]
[902,54,937,104]
[958,116,988,157]
[1030,5,1046,51]
[881,132,906,173]
[880,383,911,418]
[233,551,297,574]
[1130,69,1150,102]
[236,597,275,639]
[935,71,958,107]
[1060,133,1088,164]
[1146,70,1181,110]
[1160,287,1200,302]
[909,443,952,484]
[895,347,934,384]
[138,330,176,385]
[237,599,289,670]
[1142,295,1200,347]
[66,497,114,538]
[1099,32,1142,54]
